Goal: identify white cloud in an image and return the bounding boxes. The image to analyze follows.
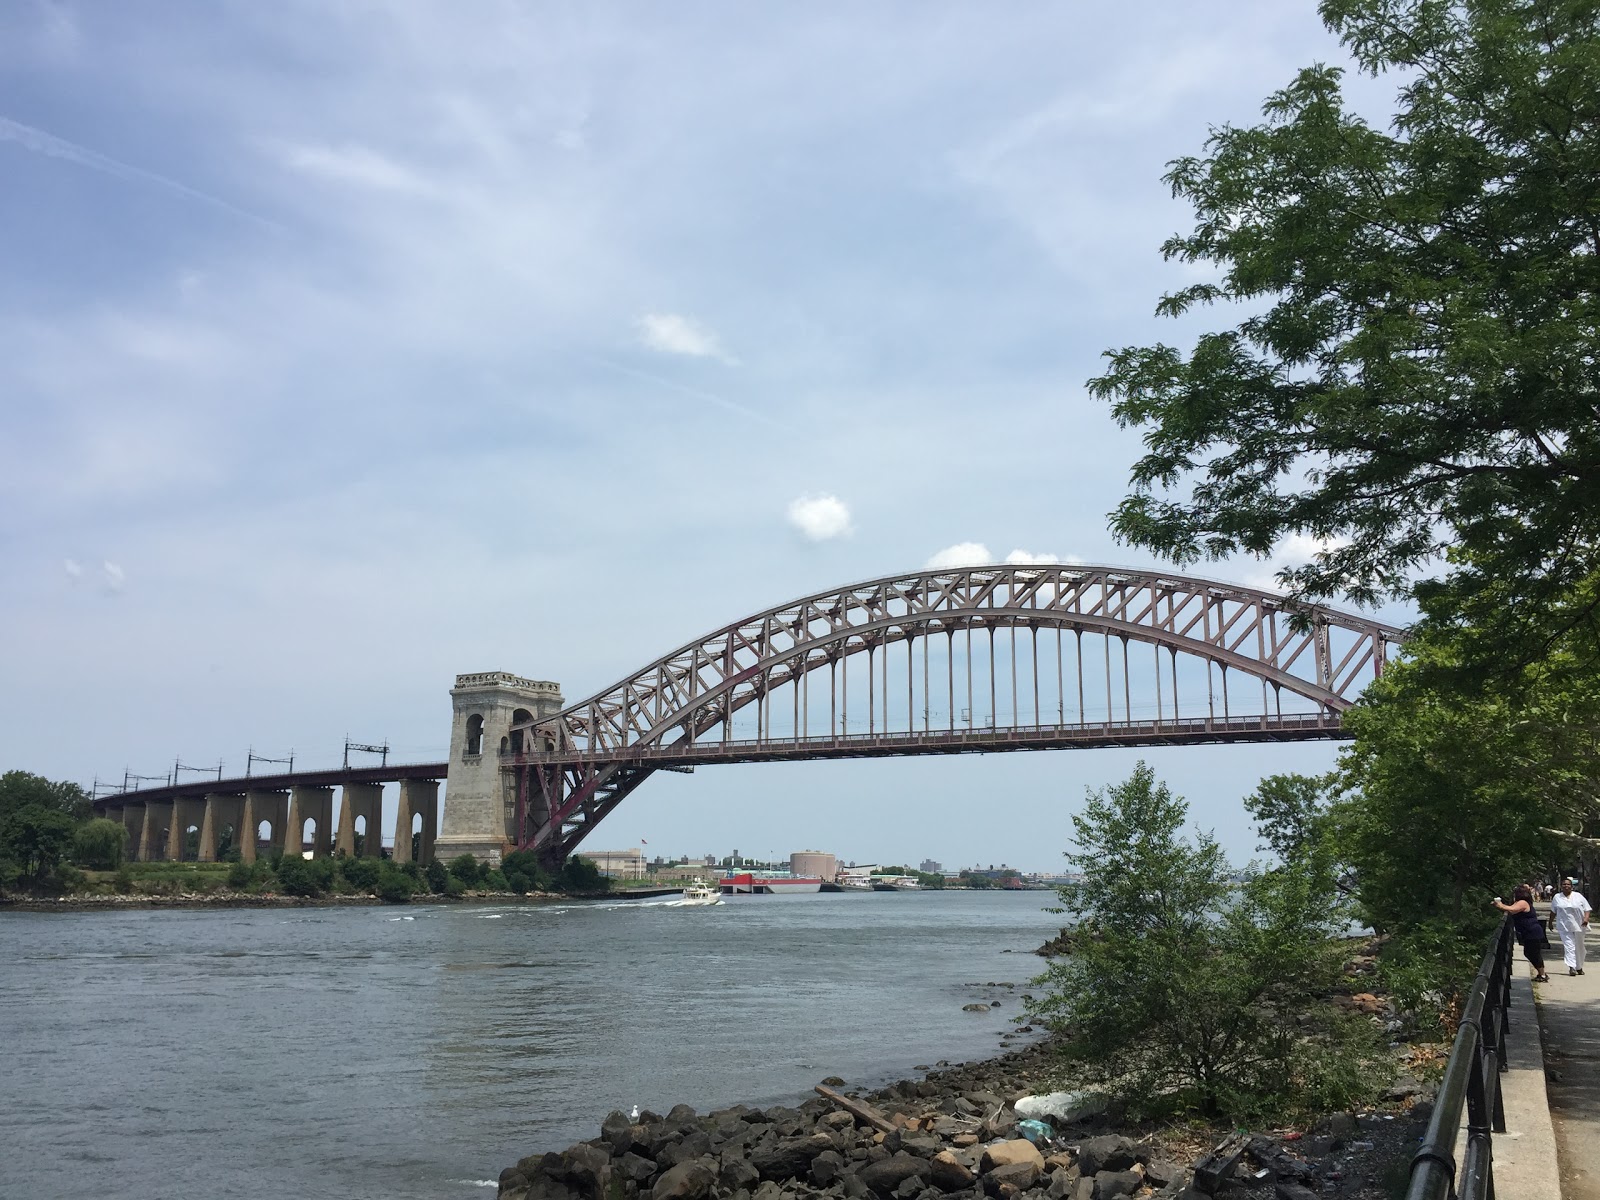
[278,143,428,193]
[926,542,992,569]
[1004,549,1059,565]
[64,558,83,583]
[787,494,853,541]
[101,561,125,593]
[638,313,734,363]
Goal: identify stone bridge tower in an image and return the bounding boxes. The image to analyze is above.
[436,672,563,864]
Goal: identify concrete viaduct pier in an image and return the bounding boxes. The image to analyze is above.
[101,774,444,865]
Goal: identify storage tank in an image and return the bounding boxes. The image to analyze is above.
[789,850,837,880]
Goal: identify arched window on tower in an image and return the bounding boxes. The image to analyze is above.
[511,708,534,754]
[465,713,484,756]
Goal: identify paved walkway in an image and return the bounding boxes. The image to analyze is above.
[1534,921,1600,1200]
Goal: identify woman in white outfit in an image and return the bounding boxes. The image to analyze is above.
[1552,877,1592,975]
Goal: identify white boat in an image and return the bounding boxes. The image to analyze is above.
[679,880,723,907]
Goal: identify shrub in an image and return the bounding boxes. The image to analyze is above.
[375,864,415,904]
[274,855,319,897]
[226,860,251,890]
[425,860,449,893]
[447,853,481,886]
[1030,762,1385,1122]
[482,869,509,892]
[340,856,382,891]
[556,855,608,894]
[114,865,133,893]
[72,818,128,870]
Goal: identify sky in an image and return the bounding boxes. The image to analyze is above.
[0,1,1413,873]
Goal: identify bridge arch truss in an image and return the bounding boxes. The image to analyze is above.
[511,565,1402,863]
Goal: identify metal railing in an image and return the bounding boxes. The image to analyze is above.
[1405,915,1515,1200]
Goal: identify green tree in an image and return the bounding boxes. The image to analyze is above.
[1089,0,1600,668]
[1,805,79,889]
[72,817,129,870]
[424,859,450,893]
[447,853,481,886]
[0,771,92,823]
[274,855,319,897]
[1244,773,1335,864]
[1032,763,1382,1120]
[556,855,608,894]
[375,863,416,903]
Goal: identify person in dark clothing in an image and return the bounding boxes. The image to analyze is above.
[1495,885,1550,982]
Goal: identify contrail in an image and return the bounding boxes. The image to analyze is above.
[0,114,282,232]
[590,356,782,429]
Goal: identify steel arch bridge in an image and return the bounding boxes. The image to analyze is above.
[510,564,1403,865]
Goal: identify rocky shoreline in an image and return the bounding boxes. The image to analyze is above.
[498,1036,1436,1200]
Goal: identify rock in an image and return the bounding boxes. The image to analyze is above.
[901,1134,943,1159]
[752,1134,835,1181]
[1275,1184,1320,1200]
[859,1153,934,1194]
[1411,1099,1436,1123]
[720,1157,760,1192]
[499,1167,531,1200]
[751,1182,787,1200]
[1075,1136,1137,1176]
[930,1151,976,1193]
[555,1144,614,1199]
[652,1160,715,1200]
[964,1004,992,1013]
[603,1111,635,1146]
[1092,1171,1141,1200]
[982,1141,1046,1173]
[822,1110,857,1131]
[1143,1159,1182,1189]
[660,1131,713,1168]
[666,1104,698,1125]
[984,1161,1041,1194]
[619,1154,660,1184]
[815,1151,851,1186]
[1321,1114,1359,1139]
[1386,1075,1424,1101]
[891,1176,928,1199]
[952,1134,979,1149]
[1045,1167,1078,1199]
[1071,1177,1096,1200]
[823,1076,847,1087]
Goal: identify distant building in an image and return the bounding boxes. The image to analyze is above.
[582,848,646,880]
[919,859,942,875]
[790,850,837,880]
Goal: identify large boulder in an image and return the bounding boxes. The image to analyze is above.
[751,1133,835,1181]
[983,1162,1041,1195]
[718,1154,759,1193]
[929,1151,976,1193]
[981,1141,1045,1173]
[812,1150,848,1186]
[1075,1137,1138,1177]
[617,1154,659,1185]
[651,1159,716,1200]
[859,1152,934,1195]
[1093,1171,1141,1200]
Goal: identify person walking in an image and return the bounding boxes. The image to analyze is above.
[1495,886,1550,982]
[1552,877,1592,975]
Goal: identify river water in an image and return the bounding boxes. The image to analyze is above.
[0,890,1061,1200]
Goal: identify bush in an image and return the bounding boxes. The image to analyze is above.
[72,818,128,870]
[1,805,78,890]
[226,860,251,890]
[425,860,449,893]
[274,855,319,897]
[114,865,133,893]
[502,850,550,893]
[447,853,481,886]
[340,856,382,891]
[556,855,608,894]
[375,864,415,904]
[1030,762,1385,1122]
[482,869,509,891]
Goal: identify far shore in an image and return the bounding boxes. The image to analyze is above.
[0,887,672,914]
